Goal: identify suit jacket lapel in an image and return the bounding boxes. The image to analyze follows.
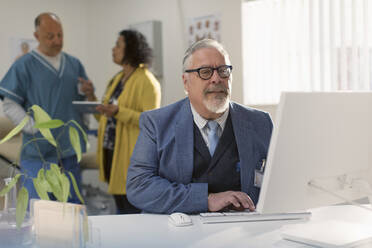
[230,104,255,193]
[175,99,194,183]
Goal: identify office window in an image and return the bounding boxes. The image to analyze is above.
[242,0,372,105]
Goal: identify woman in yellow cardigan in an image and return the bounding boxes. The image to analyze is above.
[81,30,161,213]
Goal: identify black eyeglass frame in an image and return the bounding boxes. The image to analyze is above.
[184,65,233,80]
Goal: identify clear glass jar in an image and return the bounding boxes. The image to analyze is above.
[0,177,33,247]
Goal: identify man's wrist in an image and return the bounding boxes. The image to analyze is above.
[207,193,214,211]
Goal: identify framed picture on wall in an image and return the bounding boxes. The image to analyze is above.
[187,14,221,46]
[10,37,38,62]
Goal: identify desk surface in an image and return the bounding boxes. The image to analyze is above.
[88,205,372,248]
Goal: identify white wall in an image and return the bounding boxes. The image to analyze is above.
[0,0,244,107]
[85,0,244,105]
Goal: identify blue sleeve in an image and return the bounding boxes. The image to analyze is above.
[74,59,89,101]
[77,59,95,101]
[0,61,28,105]
[78,60,88,80]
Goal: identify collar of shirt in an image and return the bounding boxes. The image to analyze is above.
[190,102,230,137]
[34,48,62,71]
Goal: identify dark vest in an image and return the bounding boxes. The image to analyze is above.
[192,114,241,193]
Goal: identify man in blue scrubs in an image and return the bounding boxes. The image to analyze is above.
[0,12,94,204]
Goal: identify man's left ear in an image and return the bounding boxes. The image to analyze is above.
[182,74,189,93]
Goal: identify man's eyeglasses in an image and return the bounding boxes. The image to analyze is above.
[184,65,233,80]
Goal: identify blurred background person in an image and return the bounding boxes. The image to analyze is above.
[80,29,161,214]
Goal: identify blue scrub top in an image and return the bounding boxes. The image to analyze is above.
[0,50,88,161]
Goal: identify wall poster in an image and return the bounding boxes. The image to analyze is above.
[187,14,221,46]
[10,37,38,62]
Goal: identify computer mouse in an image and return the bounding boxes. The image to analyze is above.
[168,212,193,227]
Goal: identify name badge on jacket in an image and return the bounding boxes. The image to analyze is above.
[254,159,266,188]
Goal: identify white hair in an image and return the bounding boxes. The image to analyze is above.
[182,39,231,72]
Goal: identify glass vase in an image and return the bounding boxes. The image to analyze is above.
[0,177,33,247]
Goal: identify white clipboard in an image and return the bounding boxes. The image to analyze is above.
[72,101,101,113]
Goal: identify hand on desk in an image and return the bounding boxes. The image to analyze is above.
[208,191,255,212]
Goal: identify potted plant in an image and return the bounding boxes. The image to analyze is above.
[0,105,88,246]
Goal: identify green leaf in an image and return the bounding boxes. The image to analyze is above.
[60,174,70,203]
[69,120,89,150]
[0,116,29,144]
[30,105,57,147]
[33,177,50,201]
[0,174,21,196]
[37,168,52,192]
[45,168,63,202]
[50,163,61,176]
[34,119,64,129]
[31,105,52,123]
[69,126,82,162]
[16,187,28,229]
[39,129,57,147]
[68,171,85,204]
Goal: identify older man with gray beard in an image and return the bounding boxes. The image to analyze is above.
[126,39,273,214]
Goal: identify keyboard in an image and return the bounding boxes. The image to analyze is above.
[199,211,311,224]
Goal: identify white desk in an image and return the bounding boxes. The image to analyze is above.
[88,205,372,248]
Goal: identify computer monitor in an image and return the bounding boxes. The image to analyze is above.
[257,92,372,214]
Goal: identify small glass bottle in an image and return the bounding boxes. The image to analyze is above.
[0,177,33,247]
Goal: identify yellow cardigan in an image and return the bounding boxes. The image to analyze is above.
[96,66,161,194]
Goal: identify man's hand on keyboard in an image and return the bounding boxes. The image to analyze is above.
[207,191,255,212]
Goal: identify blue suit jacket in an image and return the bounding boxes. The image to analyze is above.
[127,98,273,214]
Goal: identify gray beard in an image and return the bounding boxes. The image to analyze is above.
[203,94,230,114]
